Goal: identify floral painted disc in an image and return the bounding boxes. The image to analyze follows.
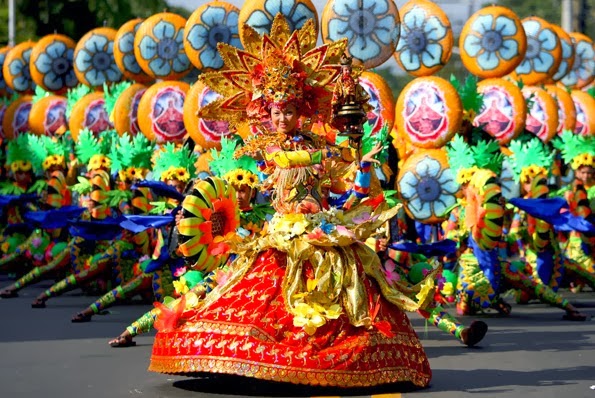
[394,0,453,77]
[359,71,395,135]
[184,1,242,72]
[135,12,193,80]
[473,78,526,145]
[510,17,561,86]
[114,19,154,84]
[137,81,189,144]
[0,47,13,97]
[69,92,113,141]
[549,24,575,82]
[322,0,400,69]
[3,41,36,94]
[395,76,462,149]
[521,86,558,143]
[74,28,122,88]
[543,84,576,134]
[397,148,459,224]
[29,95,68,136]
[2,95,33,139]
[459,6,526,79]
[571,90,595,136]
[560,32,595,89]
[112,83,147,136]
[238,0,318,44]
[30,34,78,94]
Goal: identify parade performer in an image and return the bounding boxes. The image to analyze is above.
[149,16,434,388]
[553,131,595,284]
[445,136,586,320]
[30,130,118,308]
[0,134,76,297]
[508,137,594,294]
[0,134,39,273]
[107,143,198,346]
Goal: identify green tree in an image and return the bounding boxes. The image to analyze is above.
[0,0,190,45]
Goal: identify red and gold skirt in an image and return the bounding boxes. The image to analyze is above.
[149,249,431,388]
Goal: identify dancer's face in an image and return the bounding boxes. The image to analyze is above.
[271,104,299,135]
[576,165,594,186]
[235,184,255,211]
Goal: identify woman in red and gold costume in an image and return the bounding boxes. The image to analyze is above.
[149,16,435,388]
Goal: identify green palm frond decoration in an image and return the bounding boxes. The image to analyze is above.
[66,84,93,120]
[130,134,154,170]
[153,143,197,181]
[362,122,389,164]
[74,129,99,165]
[33,85,51,103]
[450,74,482,114]
[445,134,475,175]
[103,81,132,120]
[27,179,48,194]
[209,137,257,178]
[71,176,92,195]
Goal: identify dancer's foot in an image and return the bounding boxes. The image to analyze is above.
[0,288,18,298]
[492,298,512,316]
[31,297,46,308]
[71,312,93,323]
[109,332,136,348]
[460,320,488,347]
[562,309,588,321]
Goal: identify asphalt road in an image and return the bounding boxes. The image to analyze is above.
[0,275,594,398]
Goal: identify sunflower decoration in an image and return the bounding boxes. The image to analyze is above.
[177,176,240,273]
[508,137,554,185]
[553,130,595,171]
[197,14,346,134]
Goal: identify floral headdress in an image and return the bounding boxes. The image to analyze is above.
[508,137,554,184]
[553,130,595,171]
[446,135,503,185]
[197,14,346,132]
[152,143,197,183]
[109,133,155,182]
[75,128,116,171]
[209,137,259,189]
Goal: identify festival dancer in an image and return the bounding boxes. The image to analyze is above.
[508,137,595,294]
[70,138,195,323]
[553,131,595,287]
[30,129,118,308]
[149,17,434,388]
[445,135,586,320]
[0,134,75,297]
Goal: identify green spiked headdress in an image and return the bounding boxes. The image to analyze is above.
[446,135,503,184]
[103,81,132,123]
[109,133,155,182]
[28,135,71,171]
[210,137,258,188]
[6,134,43,174]
[75,128,117,171]
[508,137,554,184]
[553,130,595,171]
[153,143,197,182]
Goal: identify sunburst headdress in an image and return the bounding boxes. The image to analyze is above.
[198,14,347,132]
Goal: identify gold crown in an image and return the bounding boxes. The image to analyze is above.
[197,14,347,132]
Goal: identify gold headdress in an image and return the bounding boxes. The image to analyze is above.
[198,14,347,132]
